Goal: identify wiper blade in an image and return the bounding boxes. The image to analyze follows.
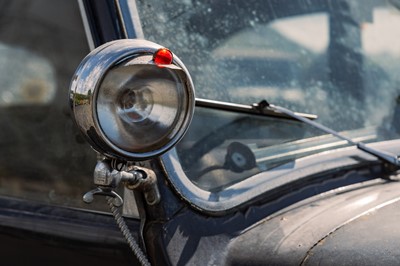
[257,100,400,169]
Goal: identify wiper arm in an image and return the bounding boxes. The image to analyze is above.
[196,98,318,120]
[255,100,400,169]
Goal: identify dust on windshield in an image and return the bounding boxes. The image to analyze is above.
[137,0,400,191]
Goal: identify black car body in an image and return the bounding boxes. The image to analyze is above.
[1,0,400,265]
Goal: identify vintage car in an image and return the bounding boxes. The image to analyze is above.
[2,0,400,265]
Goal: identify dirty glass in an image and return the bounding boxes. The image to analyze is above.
[137,1,400,191]
[0,0,102,208]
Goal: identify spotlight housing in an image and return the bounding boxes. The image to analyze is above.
[70,39,195,161]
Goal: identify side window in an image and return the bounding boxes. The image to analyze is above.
[0,0,99,208]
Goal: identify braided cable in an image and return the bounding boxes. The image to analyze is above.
[106,197,151,266]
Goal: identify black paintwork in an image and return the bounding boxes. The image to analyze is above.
[0,196,138,265]
[143,174,400,265]
[304,200,400,265]
[2,142,397,266]
[142,156,399,265]
[226,179,400,266]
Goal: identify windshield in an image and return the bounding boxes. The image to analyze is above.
[137,0,400,192]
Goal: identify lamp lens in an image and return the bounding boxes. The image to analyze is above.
[96,63,188,155]
[119,87,153,123]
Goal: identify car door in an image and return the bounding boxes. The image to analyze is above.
[0,0,140,264]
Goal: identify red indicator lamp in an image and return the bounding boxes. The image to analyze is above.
[153,48,173,65]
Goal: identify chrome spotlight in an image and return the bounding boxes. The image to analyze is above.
[70,39,195,161]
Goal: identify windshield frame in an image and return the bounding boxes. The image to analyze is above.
[160,135,400,214]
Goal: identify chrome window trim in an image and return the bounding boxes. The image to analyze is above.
[160,139,400,214]
[77,0,144,51]
[77,0,95,51]
[117,0,144,39]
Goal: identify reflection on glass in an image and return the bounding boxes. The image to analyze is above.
[118,87,154,123]
[0,44,56,105]
[138,1,400,191]
[0,0,100,210]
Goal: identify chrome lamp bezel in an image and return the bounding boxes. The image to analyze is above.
[69,39,195,161]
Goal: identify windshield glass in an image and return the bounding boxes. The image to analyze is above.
[137,0,400,192]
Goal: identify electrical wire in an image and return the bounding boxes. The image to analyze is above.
[106,196,151,266]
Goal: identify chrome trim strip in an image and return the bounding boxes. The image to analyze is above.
[117,0,144,39]
[77,0,95,51]
[114,0,129,38]
[160,139,400,214]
